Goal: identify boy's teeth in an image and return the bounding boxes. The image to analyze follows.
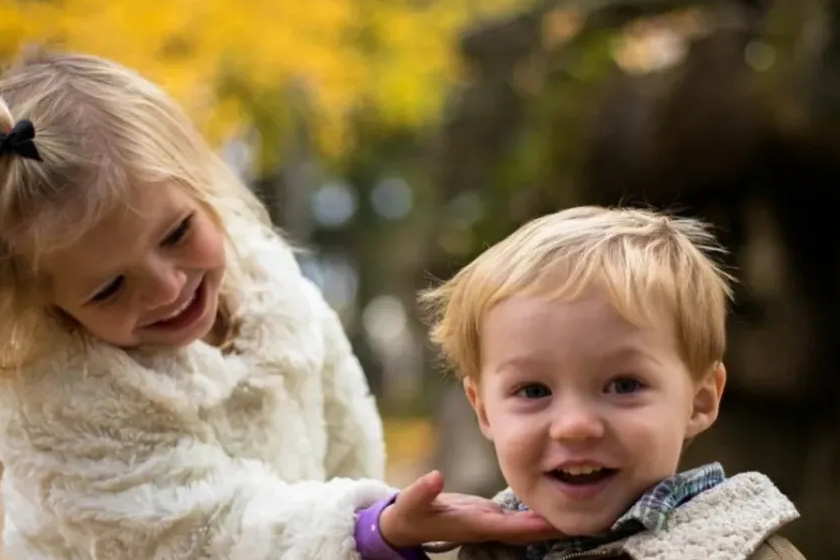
[562,466,602,475]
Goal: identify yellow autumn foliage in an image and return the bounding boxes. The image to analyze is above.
[0,0,527,163]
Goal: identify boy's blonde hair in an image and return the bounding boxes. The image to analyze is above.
[0,49,271,369]
[421,206,734,380]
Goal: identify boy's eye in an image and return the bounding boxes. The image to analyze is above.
[161,214,193,247]
[516,383,551,399]
[90,276,124,303]
[606,378,643,395]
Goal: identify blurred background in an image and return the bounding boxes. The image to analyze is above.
[2,0,839,557]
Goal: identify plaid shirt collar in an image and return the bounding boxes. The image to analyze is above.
[524,462,726,560]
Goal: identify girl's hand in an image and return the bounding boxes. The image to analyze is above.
[379,471,562,548]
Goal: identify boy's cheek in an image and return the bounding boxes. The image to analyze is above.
[491,422,543,464]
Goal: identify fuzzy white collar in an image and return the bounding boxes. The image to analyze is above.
[616,472,798,560]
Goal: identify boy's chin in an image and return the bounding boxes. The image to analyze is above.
[538,511,617,538]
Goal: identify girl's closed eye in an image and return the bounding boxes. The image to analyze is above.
[90,276,124,303]
[516,383,552,399]
[605,377,645,395]
[161,213,194,247]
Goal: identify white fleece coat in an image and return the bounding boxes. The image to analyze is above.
[0,214,393,559]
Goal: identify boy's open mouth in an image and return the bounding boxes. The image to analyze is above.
[548,466,618,485]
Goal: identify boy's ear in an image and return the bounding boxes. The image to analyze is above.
[686,362,727,439]
[463,377,493,441]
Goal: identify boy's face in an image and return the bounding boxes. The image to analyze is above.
[465,294,725,536]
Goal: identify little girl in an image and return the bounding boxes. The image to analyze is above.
[0,50,554,559]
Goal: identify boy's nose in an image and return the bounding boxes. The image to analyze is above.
[548,402,605,442]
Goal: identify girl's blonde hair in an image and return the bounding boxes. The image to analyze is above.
[0,48,272,369]
[421,206,735,380]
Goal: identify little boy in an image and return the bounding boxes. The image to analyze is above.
[421,206,805,560]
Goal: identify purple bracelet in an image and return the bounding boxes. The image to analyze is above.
[354,493,427,560]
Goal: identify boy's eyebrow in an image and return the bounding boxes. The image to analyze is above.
[600,345,664,366]
[494,357,552,374]
[494,346,664,374]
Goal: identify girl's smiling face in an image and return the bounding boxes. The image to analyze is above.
[44,183,226,348]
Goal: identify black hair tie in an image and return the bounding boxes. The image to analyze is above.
[0,120,42,162]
